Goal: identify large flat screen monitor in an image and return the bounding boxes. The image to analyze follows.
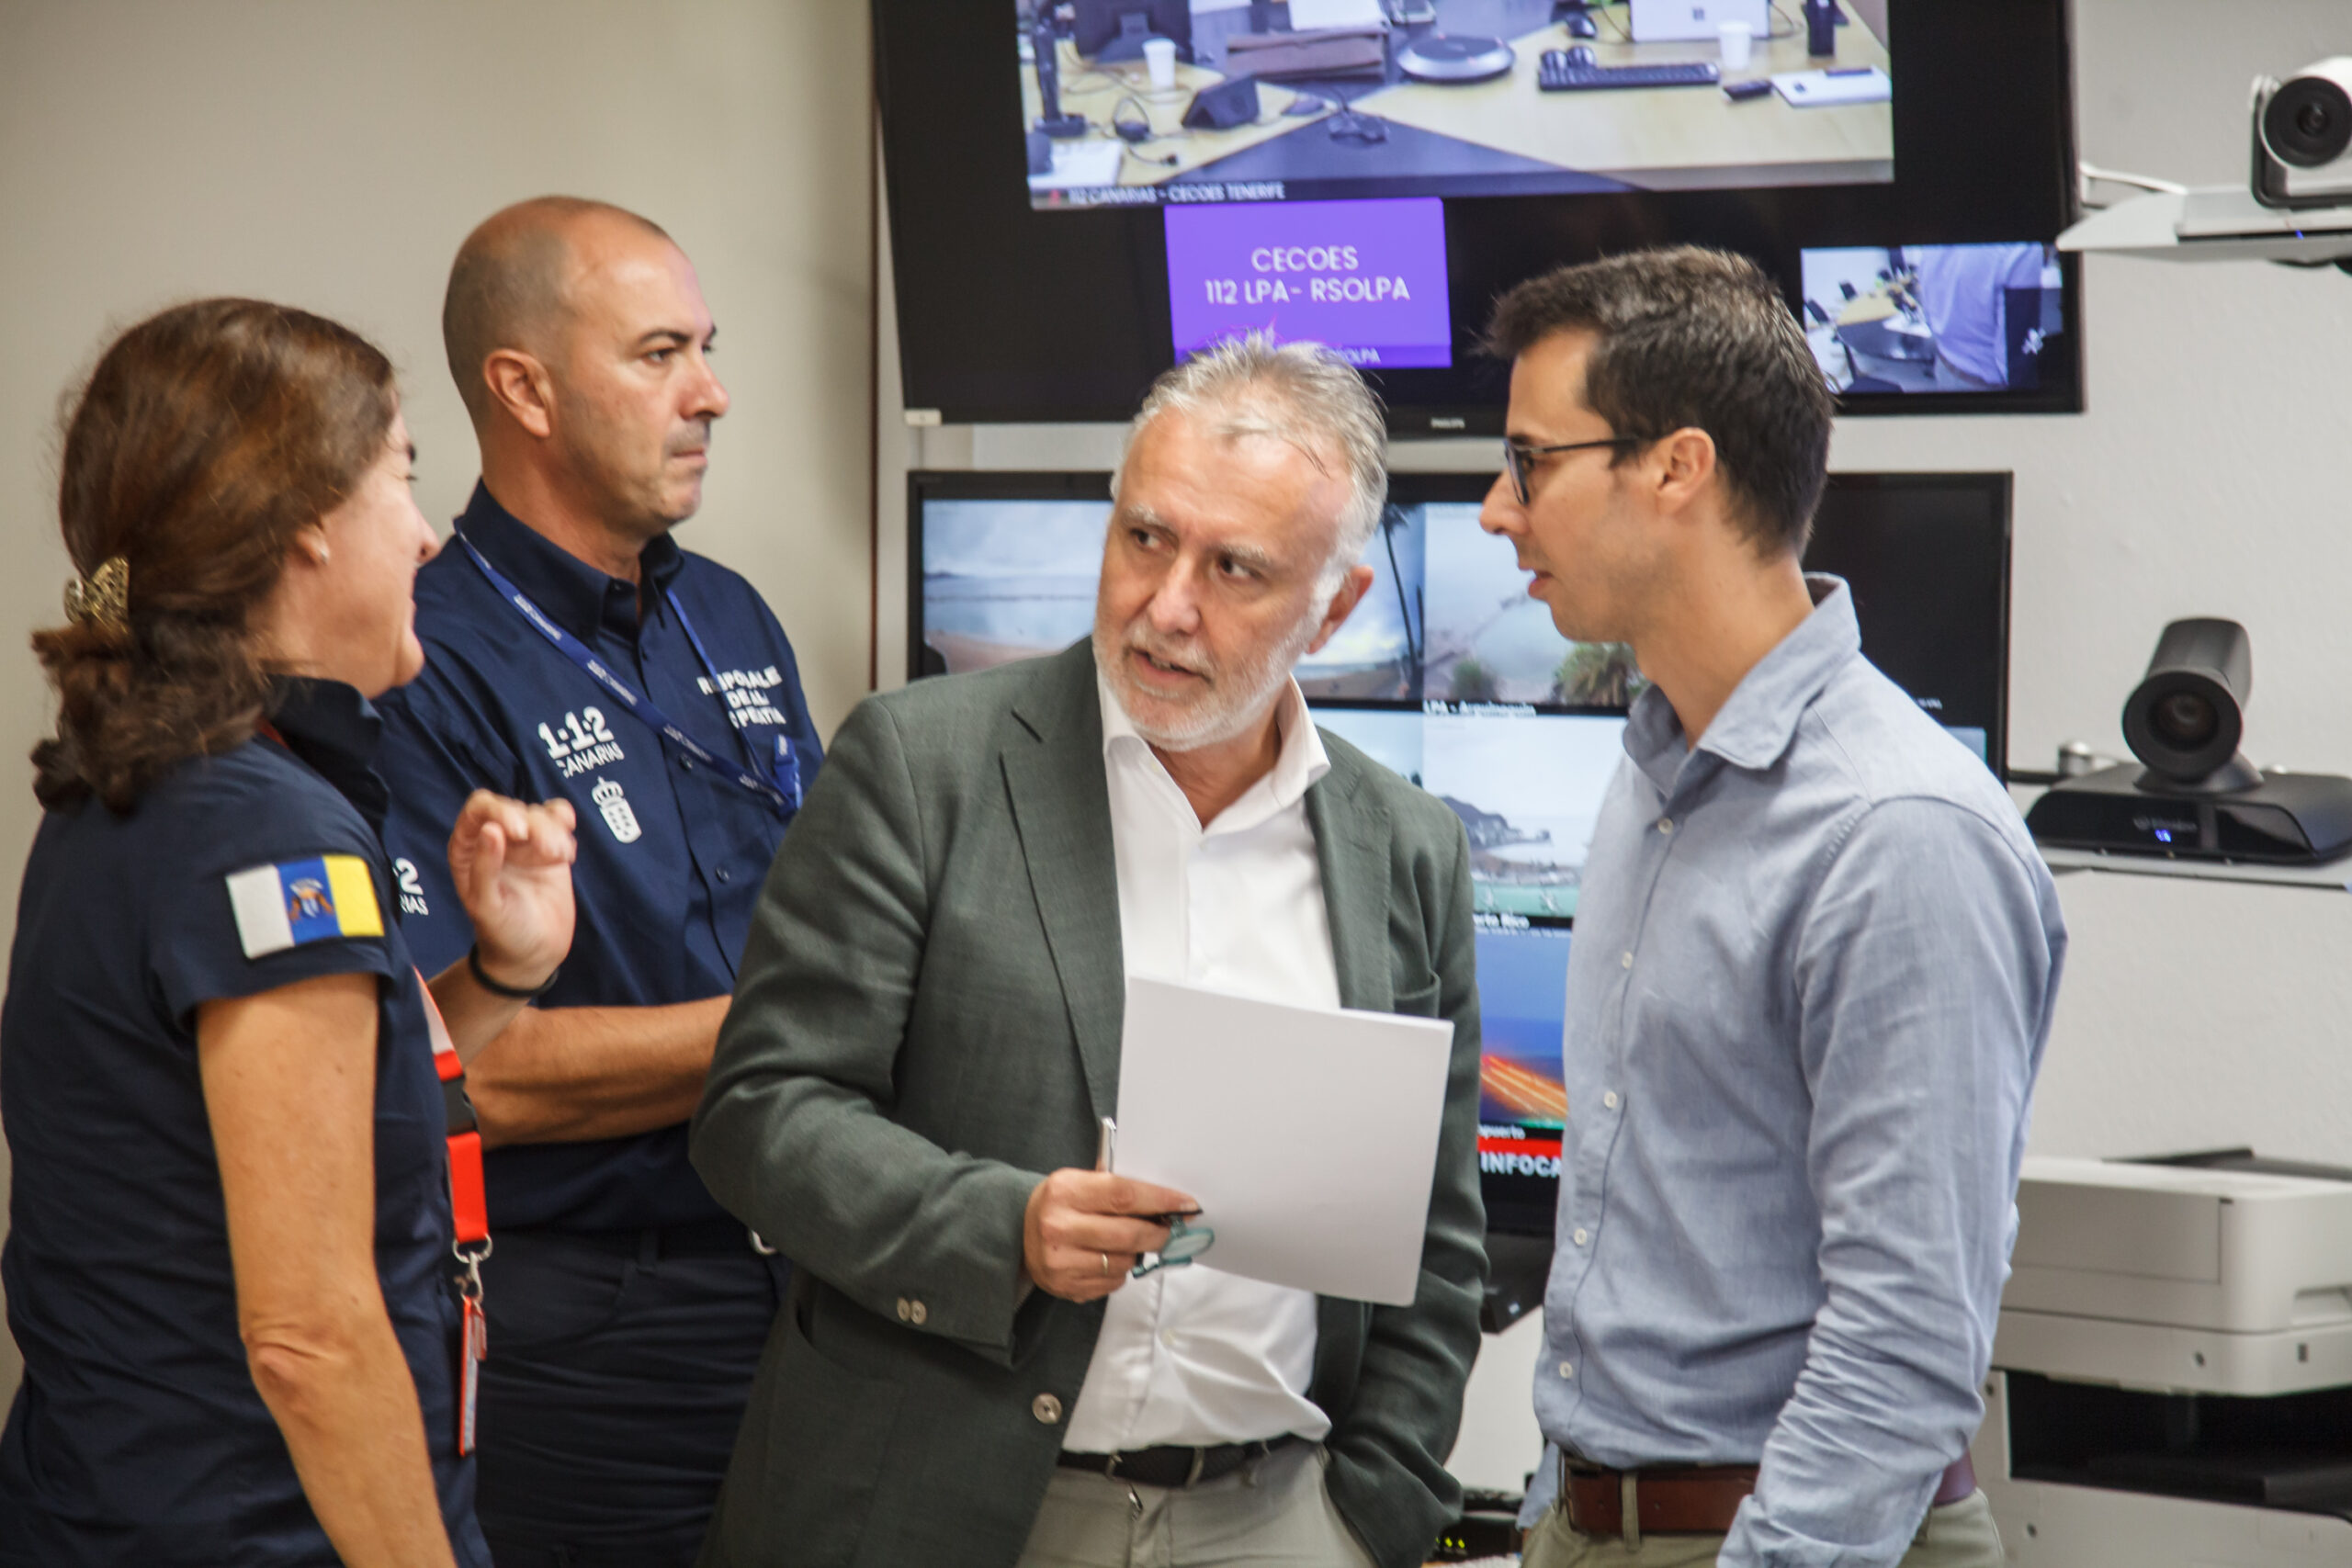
[1022,0,1894,210]
[907,467,2011,1237]
[878,1,2081,423]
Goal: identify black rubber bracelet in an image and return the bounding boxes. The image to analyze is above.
[468,944,559,1000]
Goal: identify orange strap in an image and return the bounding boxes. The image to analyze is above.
[417,973,490,1249]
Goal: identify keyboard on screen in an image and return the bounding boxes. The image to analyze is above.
[1537,51,1722,90]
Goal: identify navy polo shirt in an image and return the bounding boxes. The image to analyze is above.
[373,483,821,1233]
[0,679,488,1568]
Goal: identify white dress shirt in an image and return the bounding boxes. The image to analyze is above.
[1062,673,1339,1452]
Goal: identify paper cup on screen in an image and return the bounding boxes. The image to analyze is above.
[1718,20,1754,70]
[1143,37,1178,88]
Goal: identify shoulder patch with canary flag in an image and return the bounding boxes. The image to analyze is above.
[225,855,385,960]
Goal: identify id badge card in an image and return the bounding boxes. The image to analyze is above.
[458,1296,488,1455]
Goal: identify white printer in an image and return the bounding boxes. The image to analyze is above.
[1973,1153,2352,1564]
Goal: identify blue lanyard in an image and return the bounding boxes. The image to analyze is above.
[457,534,799,818]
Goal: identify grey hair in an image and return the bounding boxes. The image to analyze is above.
[1113,333,1388,592]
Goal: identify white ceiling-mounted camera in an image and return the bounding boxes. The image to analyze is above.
[2056,54,2352,263]
[2252,56,2352,209]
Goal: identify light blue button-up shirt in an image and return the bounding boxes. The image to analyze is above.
[1525,578,2065,1565]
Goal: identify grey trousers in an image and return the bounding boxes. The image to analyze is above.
[1013,1442,1377,1568]
[1521,1488,2003,1568]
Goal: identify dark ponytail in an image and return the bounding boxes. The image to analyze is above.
[32,299,397,812]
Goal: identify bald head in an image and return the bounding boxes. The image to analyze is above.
[443,196,673,423]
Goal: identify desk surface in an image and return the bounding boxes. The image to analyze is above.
[1836,288,1902,326]
[1359,9,1893,192]
[1023,39,1328,190]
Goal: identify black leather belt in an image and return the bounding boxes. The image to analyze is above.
[1057,1433,1301,1489]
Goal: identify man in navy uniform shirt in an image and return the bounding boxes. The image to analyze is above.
[374,197,822,1568]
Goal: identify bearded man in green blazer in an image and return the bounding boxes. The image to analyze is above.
[690,335,1486,1568]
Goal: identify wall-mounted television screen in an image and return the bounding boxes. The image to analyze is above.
[877,0,2081,425]
[1802,241,2065,395]
[905,467,2012,1237]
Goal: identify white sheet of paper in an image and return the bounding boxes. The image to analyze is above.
[1286,0,1388,30]
[1114,975,1453,1306]
[1771,65,1892,107]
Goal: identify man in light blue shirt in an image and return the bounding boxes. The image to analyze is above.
[1914,243,2051,391]
[1479,247,2066,1567]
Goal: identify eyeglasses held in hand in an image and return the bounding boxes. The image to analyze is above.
[1133,1214,1216,1277]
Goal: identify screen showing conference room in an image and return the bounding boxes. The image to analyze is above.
[1802,242,2065,395]
[1017,0,1895,211]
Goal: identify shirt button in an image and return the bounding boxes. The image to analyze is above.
[1558,1361,1575,1379]
[895,1298,910,1322]
[1603,1091,1620,1110]
[908,1300,928,1326]
[1621,952,1634,969]
[1159,1329,1179,1348]
[1573,1228,1589,1247]
[1657,818,1673,834]
[716,866,733,884]
[681,757,695,772]
[1033,1393,1064,1425]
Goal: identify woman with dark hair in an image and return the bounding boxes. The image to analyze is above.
[0,298,579,1568]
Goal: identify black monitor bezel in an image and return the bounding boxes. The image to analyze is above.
[1807,468,2014,781]
[909,468,2012,783]
[877,0,2084,426]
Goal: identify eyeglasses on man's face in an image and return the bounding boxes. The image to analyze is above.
[1500,435,1646,506]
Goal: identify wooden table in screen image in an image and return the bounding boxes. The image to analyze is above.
[1023,38,1331,192]
[1354,5,1892,193]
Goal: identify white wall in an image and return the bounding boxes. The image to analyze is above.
[0,0,874,1403]
[880,0,2352,1492]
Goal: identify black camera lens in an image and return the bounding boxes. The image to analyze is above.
[2266,77,2352,167]
[2153,691,2219,750]
[2122,619,2252,786]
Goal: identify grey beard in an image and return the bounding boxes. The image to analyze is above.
[1092,614,1317,752]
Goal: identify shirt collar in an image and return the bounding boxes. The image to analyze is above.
[1096,667,1330,819]
[1624,574,1861,789]
[454,480,686,644]
[265,675,390,831]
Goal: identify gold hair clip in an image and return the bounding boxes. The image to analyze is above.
[63,555,130,632]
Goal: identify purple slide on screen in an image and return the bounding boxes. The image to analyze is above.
[1164,197,1452,369]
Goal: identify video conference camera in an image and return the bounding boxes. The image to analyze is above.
[2253,56,2352,209]
[2026,618,2352,864]
[2120,618,2261,792]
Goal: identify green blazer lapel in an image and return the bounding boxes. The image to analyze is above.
[1001,645,1125,1122]
[1306,744,1396,1366]
[1306,745,1394,1015]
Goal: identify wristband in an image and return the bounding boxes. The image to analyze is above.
[468,943,559,1000]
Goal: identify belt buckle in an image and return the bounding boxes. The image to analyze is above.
[1556,1453,1640,1550]
[1557,1452,1597,1533]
